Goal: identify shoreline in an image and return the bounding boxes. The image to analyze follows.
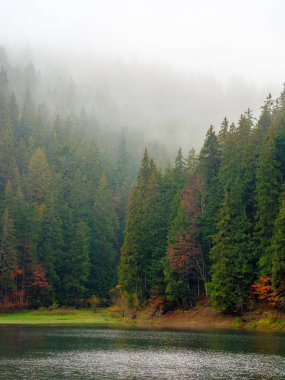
[0,305,284,333]
[135,303,285,332]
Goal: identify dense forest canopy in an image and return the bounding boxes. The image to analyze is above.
[0,48,285,314]
[120,90,285,314]
[0,50,143,308]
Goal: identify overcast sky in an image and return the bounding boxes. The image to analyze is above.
[0,0,285,85]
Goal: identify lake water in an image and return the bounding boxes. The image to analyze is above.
[0,325,284,379]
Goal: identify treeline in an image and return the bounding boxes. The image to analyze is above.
[0,61,144,309]
[119,90,285,314]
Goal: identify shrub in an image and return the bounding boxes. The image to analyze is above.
[150,295,168,317]
[87,295,100,312]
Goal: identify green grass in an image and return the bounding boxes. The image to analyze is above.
[1,307,285,331]
[274,319,285,327]
[231,316,242,329]
[0,308,126,325]
[247,321,257,329]
[247,315,285,331]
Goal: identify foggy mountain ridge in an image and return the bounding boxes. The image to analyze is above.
[0,45,280,152]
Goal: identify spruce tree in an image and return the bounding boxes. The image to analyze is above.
[61,219,90,305]
[165,175,204,307]
[119,149,160,304]
[207,193,254,313]
[198,125,221,264]
[27,147,52,205]
[271,185,285,289]
[0,208,17,302]
[255,133,281,275]
[90,174,118,298]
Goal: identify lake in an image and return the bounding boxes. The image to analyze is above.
[0,325,284,379]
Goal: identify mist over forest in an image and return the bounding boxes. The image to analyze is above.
[1,45,279,154]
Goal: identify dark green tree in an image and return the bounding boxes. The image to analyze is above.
[198,125,221,264]
[255,132,281,275]
[271,185,285,289]
[207,192,254,313]
[61,219,90,305]
[0,208,17,303]
[119,149,160,304]
[90,174,118,298]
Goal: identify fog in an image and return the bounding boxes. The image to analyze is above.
[1,0,284,150]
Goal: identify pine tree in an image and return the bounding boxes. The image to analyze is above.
[255,132,281,275]
[27,147,52,205]
[90,174,118,298]
[185,148,198,179]
[61,219,90,305]
[207,192,254,313]
[208,112,256,313]
[119,149,160,304]
[218,117,229,146]
[9,92,19,130]
[198,125,221,258]
[254,94,274,143]
[36,196,63,302]
[113,138,132,247]
[69,169,90,221]
[165,176,204,306]
[0,67,8,132]
[20,90,36,141]
[0,208,17,303]
[271,186,285,289]
[0,105,16,194]
[173,147,185,190]
[145,166,174,298]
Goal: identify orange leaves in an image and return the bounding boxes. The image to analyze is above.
[32,263,50,289]
[0,262,50,310]
[168,176,203,277]
[0,290,25,310]
[150,295,166,308]
[8,266,23,279]
[181,176,204,218]
[251,276,282,307]
[149,295,167,316]
[168,232,200,273]
[14,267,23,275]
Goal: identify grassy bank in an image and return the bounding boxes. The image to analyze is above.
[134,302,285,332]
[0,304,285,332]
[0,308,127,325]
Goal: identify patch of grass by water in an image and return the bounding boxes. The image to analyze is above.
[0,308,125,325]
[247,321,257,329]
[231,317,242,329]
[273,319,285,328]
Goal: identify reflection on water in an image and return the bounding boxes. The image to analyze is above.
[0,326,284,379]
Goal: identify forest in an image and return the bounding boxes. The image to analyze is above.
[0,49,285,315]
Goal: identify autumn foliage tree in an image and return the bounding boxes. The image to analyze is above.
[251,276,281,307]
[165,176,205,307]
[31,263,50,306]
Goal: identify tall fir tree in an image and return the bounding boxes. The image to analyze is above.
[119,150,160,304]
[198,125,221,269]
[255,132,281,275]
[0,208,17,303]
[90,174,118,298]
[271,185,285,291]
[207,192,254,313]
